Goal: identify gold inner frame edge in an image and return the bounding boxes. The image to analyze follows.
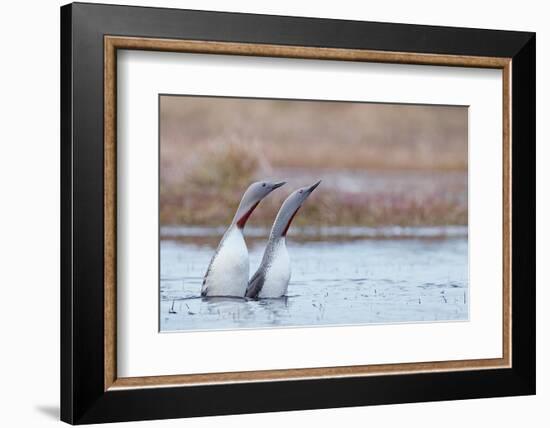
[104,35,512,391]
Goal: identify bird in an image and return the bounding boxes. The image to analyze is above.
[201,180,286,298]
[246,180,321,299]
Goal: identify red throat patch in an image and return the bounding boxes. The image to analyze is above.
[236,201,260,229]
[282,208,300,236]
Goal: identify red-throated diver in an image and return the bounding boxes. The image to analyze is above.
[246,181,321,299]
[201,181,286,297]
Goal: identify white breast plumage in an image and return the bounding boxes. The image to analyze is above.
[203,227,249,297]
[258,239,291,298]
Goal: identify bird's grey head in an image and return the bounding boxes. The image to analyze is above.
[271,180,321,238]
[233,180,286,229]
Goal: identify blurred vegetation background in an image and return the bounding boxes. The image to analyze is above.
[160,96,467,228]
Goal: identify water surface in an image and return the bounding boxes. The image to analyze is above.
[160,226,468,332]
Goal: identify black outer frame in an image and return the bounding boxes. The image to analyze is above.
[60,2,535,424]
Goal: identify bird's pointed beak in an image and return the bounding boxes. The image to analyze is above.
[271,181,286,190]
[307,180,322,193]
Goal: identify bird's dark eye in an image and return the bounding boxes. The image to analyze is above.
[299,190,303,194]
[262,183,266,187]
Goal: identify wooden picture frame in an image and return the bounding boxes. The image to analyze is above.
[61,2,535,424]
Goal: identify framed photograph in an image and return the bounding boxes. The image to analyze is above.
[60,2,535,424]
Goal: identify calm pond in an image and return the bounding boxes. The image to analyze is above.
[160,226,468,332]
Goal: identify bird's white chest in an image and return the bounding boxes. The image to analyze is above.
[204,228,249,297]
[258,240,291,298]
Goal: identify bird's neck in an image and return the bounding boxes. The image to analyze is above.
[232,200,259,229]
[270,206,299,239]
